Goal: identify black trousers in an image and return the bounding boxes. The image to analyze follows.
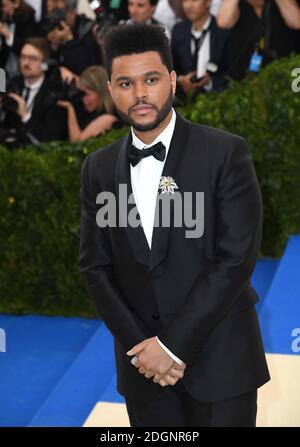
[125,383,257,427]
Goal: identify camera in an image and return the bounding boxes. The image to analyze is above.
[50,78,84,104]
[88,0,118,40]
[190,62,218,84]
[0,9,13,24]
[42,8,67,34]
[190,75,205,84]
[0,83,22,114]
[0,94,18,114]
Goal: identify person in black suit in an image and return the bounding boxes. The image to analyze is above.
[78,23,270,427]
[171,0,232,100]
[217,0,300,81]
[0,37,67,146]
[41,0,101,75]
[119,0,166,30]
[0,0,37,78]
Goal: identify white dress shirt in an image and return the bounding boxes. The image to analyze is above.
[191,16,213,92]
[210,0,223,17]
[3,23,15,47]
[25,0,43,21]
[22,75,44,123]
[153,0,179,32]
[130,108,183,366]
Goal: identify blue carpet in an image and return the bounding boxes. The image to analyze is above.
[29,322,116,427]
[100,376,124,404]
[0,315,99,427]
[0,237,299,426]
[258,236,300,355]
[252,258,280,314]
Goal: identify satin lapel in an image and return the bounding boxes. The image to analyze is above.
[115,133,150,266]
[149,112,191,272]
[210,18,217,63]
[185,22,193,72]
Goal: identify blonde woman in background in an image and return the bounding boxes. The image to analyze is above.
[58,65,118,142]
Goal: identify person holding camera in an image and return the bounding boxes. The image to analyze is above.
[0,0,37,79]
[217,0,300,81]
[41,0,101,74]
[171,0,232,103]
[0,37,67,147]
[57,65,118,142]
[125,0,160,24]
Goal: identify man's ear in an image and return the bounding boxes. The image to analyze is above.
[107,80,113,98]
[170,70,177,96]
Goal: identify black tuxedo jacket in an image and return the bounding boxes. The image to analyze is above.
[0,5,36,69]
[78,112,270,403]
[3,74,67,144]
[171,18,232,92]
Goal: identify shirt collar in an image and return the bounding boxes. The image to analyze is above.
[191,15,212,37]
[131,107,176,156]
[24,75,45,91]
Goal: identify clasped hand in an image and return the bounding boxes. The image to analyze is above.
[127,337,186,387]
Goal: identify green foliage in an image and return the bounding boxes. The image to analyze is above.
[180,55,300,257]
[0,56,299,316]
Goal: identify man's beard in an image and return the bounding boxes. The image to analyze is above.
[115,88,174,132]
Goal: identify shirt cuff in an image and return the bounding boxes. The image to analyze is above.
[5,29,14,47]
[204,79,213,92]
[156,336,183,365]
[21,112,31,123]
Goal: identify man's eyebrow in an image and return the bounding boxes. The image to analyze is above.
[115,71,163,82]
[115,76,132,82]
[143,71,162,77]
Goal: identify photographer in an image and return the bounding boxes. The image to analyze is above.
[217,0,300,81]
[126,0,161,24]
[57,65,117,142]
[0,37,67,147]
[42,0,101,74]
[171,0,232,102]
[0,0,37,78]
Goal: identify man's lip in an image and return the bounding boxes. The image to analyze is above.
[131,105,154,112]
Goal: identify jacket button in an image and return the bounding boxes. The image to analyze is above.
[151,267,164,279]
[196,339,208,351]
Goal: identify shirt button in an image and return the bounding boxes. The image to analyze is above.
[151,267,164,279]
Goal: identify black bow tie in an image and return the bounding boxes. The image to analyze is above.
[128,141,166,167]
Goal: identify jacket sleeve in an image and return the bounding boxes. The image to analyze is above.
[26,106,68,142]
[170,25,182,75]
[157,137,263,365]
[78,154,150,352]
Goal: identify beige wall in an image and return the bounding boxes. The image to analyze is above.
[84,354,300,427]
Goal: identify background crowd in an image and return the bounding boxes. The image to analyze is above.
[0,0,299,148]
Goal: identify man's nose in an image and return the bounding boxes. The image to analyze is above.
[134,82,147,100]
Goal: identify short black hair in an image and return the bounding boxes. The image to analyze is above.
[103,24,173,80]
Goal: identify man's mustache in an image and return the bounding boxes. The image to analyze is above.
[128,101,158,114]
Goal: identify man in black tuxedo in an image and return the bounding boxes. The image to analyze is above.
[171,0,232,98]
[41,0,100,75]
[0,0,37,75]
[78,23,270,427]
[0,37,67,146]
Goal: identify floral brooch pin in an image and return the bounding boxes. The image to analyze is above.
[159,176,179,195]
